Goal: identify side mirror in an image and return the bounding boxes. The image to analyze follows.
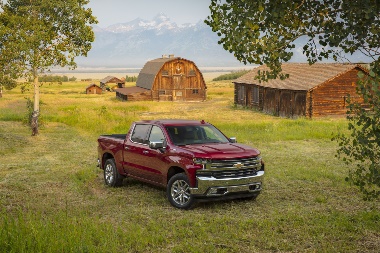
[229,137,237,143]
[149,141,165,149]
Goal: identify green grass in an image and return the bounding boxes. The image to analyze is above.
[0,78,379,252]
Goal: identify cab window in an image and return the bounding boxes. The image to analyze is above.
[148,126,165,143]
[130,124,151,144]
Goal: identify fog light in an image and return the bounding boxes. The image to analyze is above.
[208,188,218,195]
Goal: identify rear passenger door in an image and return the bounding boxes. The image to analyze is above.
[123,124,166,186]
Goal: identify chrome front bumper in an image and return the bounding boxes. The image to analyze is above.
[190,171,264,197]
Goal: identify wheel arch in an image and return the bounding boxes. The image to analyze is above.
[101,152,114,169]
[167,166,186,183]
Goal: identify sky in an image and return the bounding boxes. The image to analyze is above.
[87,0,212,28]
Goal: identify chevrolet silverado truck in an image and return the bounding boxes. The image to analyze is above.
[97,119,264,209]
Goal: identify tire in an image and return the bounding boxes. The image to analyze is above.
[104,158,124,187]
[167,173,195,209]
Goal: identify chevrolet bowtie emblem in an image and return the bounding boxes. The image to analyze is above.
[233,162,243,168]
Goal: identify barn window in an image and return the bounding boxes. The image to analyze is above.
[159,90,166,95]
[162,70,169,76]
[192,89,199,94]
[252,86,259,103]
[189,69,196,76]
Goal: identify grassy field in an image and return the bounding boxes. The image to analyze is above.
[0,76,379,252]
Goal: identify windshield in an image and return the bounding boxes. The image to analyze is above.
[165,125,230,146]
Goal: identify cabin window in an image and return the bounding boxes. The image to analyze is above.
[161,70,169,76]
[192,89,199,94]
[159,90,166,95]
[252,86,259,103]
[189,69,196,76]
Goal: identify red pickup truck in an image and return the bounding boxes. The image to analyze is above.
[97,119,264,209]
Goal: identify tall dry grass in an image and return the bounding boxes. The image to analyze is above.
[0,76,379,252]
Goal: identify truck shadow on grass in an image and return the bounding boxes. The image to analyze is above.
[118,177,259,210]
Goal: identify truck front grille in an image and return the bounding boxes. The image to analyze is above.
[196,156,262,179]
[210,157,261,170]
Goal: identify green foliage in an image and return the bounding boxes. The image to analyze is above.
[39,75,68,82]
[205,0,380,81]
[125,75,137,82]
[334,70,380,200]
[212,70,250,81]
[0,0,97,135]
[206,0,380,200]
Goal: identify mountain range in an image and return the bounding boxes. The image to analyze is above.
[75,13,244,69]
[74,13,371,69]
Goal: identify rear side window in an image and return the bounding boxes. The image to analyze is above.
[130,124,151,144]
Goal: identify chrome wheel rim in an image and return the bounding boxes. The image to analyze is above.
[171,179,190,205]
[104,163,114,184]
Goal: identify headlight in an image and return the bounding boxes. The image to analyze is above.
[193,158,211,165]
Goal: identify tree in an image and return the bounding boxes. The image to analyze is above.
[334,71,380,200]
[0,0,97,135]
[205,0,380,81]
[205,0,380,199]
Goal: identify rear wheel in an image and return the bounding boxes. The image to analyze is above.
[104,158,123,187]
[167,173,195,209]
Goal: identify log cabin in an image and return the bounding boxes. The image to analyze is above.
[86,84,102,94]
[115,55,207,101]
[100,76,125,91]
[233,63,369,118]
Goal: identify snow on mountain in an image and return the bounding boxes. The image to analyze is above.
[76,13,370,69]
[75,13,245,68]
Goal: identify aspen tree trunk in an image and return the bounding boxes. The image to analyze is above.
[31,73,39,136]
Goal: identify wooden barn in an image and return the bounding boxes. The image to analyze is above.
[233,63,369,118]
[100,76,125,91]
[86,84,102,94]
[115,55,207,101]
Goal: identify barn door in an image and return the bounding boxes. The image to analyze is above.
[246,86,252,107]
[173,75,185,101]
[294,93,306,117]
[279,91,292,117]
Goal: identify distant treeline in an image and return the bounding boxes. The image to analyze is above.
[212,70,250,81]
[125,75,137,82]
[38,75,77,82]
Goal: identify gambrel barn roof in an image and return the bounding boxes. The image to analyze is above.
[136,57,181,89]
[135,56,206,90]
[234,63,369,91]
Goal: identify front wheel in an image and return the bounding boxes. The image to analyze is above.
[104,158,124,187]
[167,173,195,209]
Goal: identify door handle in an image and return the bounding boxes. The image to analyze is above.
[125,146,130,150]
[143,150,149,154]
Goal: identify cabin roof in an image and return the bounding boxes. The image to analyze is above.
[136,57,181,89]
[234,63,368,91]
[116,86,150,95]
[86,83,101,89]
[100,76,124,84]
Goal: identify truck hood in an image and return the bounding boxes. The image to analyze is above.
[177,143,260,159]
